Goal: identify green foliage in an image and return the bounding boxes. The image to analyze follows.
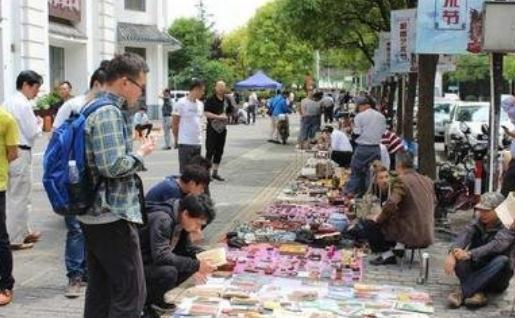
[220,27,249,80]
[504,55,515,80]
[223,0,315,87]
[168,18,213,74]
[281,0,405,67]
[35,92,60,110]
[447,55,489,82]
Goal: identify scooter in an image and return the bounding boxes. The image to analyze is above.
[277,114,289,145]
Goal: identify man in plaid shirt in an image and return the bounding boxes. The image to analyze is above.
[77,53,155,318]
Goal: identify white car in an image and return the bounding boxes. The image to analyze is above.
[444,101,511,154]
[434,99,456,141]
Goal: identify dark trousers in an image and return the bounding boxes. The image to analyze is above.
[455,255,513,298]
[82,220,146,318]
[324,106,334,123]
[331,151,353,168]
[135,124,153,137]
[144,264,196,306]
[345,145,381,196]
[501,159,515,197]
[352,219,395,253]
[0,191,14,290]
[247,105,256,124]
[205,125,227,165]
[178,144,201,174]
[65,216,87,279]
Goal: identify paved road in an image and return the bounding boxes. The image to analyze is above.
[1,115,304,317]
[2,116,513,317]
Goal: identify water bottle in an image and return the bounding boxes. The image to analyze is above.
[68,160,80,184]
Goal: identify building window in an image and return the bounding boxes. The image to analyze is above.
[50,46,65,90]
[125,0,145,12]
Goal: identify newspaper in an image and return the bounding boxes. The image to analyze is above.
[495,192,515,229]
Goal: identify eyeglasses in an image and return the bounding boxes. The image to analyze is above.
[127,77,145,93]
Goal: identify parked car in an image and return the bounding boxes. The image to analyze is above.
[434,99,456,141]
[444,101,512,155]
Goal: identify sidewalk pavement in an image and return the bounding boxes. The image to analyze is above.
[1,115,514,317]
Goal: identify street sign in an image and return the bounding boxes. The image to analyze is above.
[415,0,485,54]
[482,1,515,52]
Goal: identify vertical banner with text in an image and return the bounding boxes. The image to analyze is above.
[390,9,417,74]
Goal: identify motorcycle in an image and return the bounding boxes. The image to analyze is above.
[434,123,488,230]
[435,122,509,233]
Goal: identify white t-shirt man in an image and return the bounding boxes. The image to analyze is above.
[4,91,42,147]
[173,96,204,145]
[53,95,87,129]
[331,129,353,152]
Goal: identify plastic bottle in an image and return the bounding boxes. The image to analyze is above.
[68,160,80,184]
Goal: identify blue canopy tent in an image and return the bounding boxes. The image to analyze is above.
[234,71,283,90]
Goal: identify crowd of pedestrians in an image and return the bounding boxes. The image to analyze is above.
[2,52,515,316]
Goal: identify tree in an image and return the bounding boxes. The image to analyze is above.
[168,17,213,75]
[417,54,439,179]
[448,55,489,82]
[220,26,250,79]
[244,1,315,86]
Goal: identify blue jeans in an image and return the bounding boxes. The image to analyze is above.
[455,255,513,298]
[65,216,87,279]
[300,116,319,141]
[345,144,381,196]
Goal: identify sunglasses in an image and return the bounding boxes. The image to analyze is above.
[127,77,145,92]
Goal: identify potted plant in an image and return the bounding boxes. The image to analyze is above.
[34,92,60,131]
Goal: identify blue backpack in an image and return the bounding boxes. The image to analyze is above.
[43,98,111,216]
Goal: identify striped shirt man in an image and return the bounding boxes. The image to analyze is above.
[382,130,403,155]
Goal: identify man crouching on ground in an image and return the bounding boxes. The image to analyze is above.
[445,192,515,309]
[139,194,217,315]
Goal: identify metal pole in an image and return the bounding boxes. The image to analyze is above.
[488,53,503,191]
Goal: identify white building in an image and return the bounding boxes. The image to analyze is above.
[0,0,180,117]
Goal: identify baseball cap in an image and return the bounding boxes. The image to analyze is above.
[475,192,505,211]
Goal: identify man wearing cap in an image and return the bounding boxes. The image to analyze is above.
[345,95,386,196]
[445,192,515,309]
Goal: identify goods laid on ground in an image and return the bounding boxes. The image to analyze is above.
[170,156,434,317]
[174,274,433,317]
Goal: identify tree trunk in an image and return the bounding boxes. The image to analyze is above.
[403,72,417,142]
[381,82,388,108]
[396,75,404,134]
[387,77,397,119]
[417,54,439,179]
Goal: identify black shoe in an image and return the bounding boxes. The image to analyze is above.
[267,139,275,143]
[369,255,397,266]
[212,173,225,182]
[161,146,172,150]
